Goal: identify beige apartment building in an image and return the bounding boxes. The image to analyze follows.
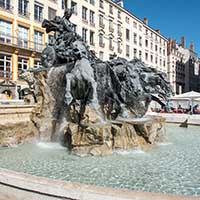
[0,0,168,98]
[0,0,64,98]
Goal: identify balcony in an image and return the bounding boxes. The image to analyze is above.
[118,31,122,37]
[0,70,12,79]
[109,46,114,51]
[99,23,105,29]
[99,43,105,48]
[90,42,95,47]
[82,18,88,24]
[34,16,43,23]
[118,49,122,54]
[109,27,114,33]
[0,33,45,53]
[90,22,95,27]
[18,10,30,19]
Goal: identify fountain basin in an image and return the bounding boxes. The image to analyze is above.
[0,125,200,198]
[0,168,198,200]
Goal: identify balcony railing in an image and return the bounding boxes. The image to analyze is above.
[109,27,114,33]
[0,33,45,53]
[0,70,12,79]
[18,10,30,18]
[109,46,114,51]
[118,48,122,54]
[99,43,105,48]
[118,31,122,37]
[99,23,105,29]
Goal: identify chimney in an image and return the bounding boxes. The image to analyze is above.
[172,40,176,49]
[156,29,160,34]
[143,17,148,25]
[116,0,124,7]
[167,38,172,55]
[181,36,186,48]
[190,42,194,52]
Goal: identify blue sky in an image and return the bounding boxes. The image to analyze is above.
[123,0,200,55]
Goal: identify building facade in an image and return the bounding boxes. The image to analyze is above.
[68,0,168,73]
[0,0,168,98]
[167,37,200,94]
[0,0,64,98]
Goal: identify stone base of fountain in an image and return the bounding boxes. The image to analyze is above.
[64,113,165,156]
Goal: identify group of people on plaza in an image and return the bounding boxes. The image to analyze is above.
[151,103,200,114]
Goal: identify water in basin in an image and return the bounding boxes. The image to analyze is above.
[0,124,200,197]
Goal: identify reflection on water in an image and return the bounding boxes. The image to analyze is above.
[0,125,200,197]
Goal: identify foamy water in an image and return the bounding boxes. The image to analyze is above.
[157,142,173,146]
[36,142,65,149]
[114,148,146,155]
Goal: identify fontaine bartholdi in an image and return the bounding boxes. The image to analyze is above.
[1,7,172,155]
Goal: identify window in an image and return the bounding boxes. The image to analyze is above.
[150,42,153,50]
[118,10,121,19]
[117,41,121,53]
[0,53,12,78]
[151,55,153,63]
[0,0,11,10]
[109,20,114,32]
[109,37,113,50]
[89,10,95,25]
[139,51,142,60]
[126,29,130,41]
[139,36,142,46]
[99,15,104,27]
[139,25,142,31]
[82,28,87,42]
[163,60,166,67]
[34,2,43,21]
[18,57,28,77]
[71,1,77,14]
[34,30,43,51]
[133,21,137,29]
[34,59,41,68]
[126,45,130,57]
[159,47,162,54]
[18,0,29,17]
[48,7,56,20]
[155,57,158,64]
[145,39,148,48]
[90,31,94,45]
[99,33,104,47]
[18,25,28,48]
[134,33,137,44]
[82,6,88,21]
[109,4,113,14]
[160,59,162,66]
[125,16,129,24]
[145,53,148,61]
[163,49,165,56]
[0,19,12,44]
[99,51,104,60]
[99,0,104,9]
[90,0,95,5]
[155,45,158,52]
[134,48,137,58]
[145,29,148,35]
